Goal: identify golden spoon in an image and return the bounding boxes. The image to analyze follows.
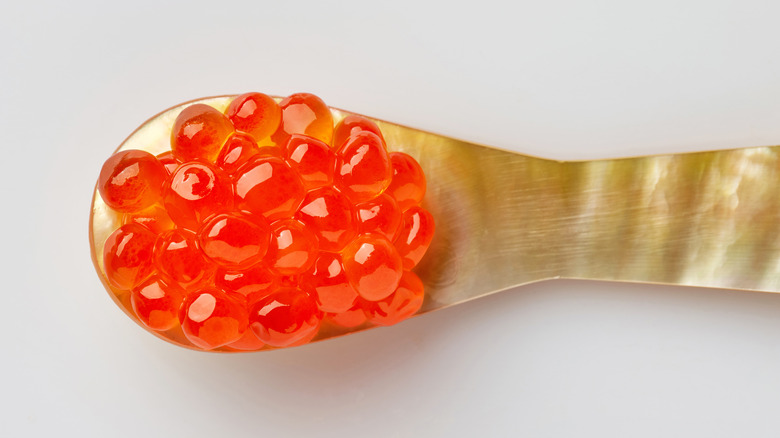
[90,95,780,350]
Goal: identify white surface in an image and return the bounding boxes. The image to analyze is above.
[3,0,780,436]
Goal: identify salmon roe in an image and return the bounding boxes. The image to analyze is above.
[356,193,402,241]
[163,161,233,231]
[364,271,424,326]
[274,93,334,146]
[122,204,174,235]
[103,223,156,290]
[157,151,181,175]
[199,212,271,270]
[98,150,167,213]
[333,115,384,150]
[131,276,184,331]
[171,104,234,162]
[394,206,435,269]
[156,151,180,175]
[327,303,368,328]
[342,234,404,301]
[234,157,305,222]
[301,252,358,313]
[97,92,434,352]
[335,132,393,203]
[216,132,260,175]
[179,289,248,350]
[225,92,281,142]
[386,152,427,211]
[216,264,277,305]
[284,134,335,189]
[296,187,356,252]
[265,219,319,276]
[249,288,322,347]
[154,229,216,291]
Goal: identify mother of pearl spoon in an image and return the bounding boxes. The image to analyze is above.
[90,95,780,351]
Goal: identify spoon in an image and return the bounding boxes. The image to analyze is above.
[90,95,780,351]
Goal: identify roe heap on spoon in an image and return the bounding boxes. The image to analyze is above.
[92,92,435,352]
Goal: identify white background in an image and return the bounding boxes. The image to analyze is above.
[3,1,780,436]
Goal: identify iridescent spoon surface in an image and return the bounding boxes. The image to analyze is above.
[90,95,780,350]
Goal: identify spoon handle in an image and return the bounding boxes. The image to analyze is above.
[385,124,780,310]
[552,147,780,292]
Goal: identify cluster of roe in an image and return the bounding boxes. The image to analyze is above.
[97,92,434,351]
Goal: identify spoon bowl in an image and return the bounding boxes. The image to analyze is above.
[91,95,780,351]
